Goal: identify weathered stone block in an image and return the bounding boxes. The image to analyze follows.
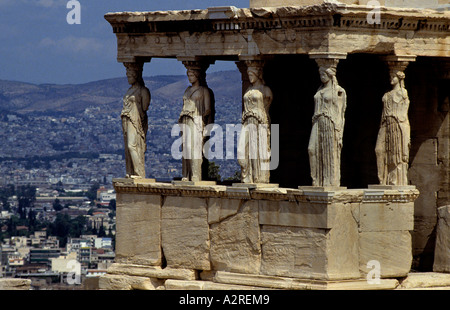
[326,203,360,279]
[260,202,359,280]
[213,271,399,290]
[259,200,330,228]
[359,202,414,232]
[433,205,450,273]
[0,278,31,290]
[106,263,197,280]
[398,272,450,289]
[164,279,262,290]
[209,199,261,274]
[99,274,163,290]
[260,225,329,279]
[208,198,241,224]
[359,231,412,278]
[161,196,211,270]
[115,193,161,266]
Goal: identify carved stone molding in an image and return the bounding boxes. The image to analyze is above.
[113,180,419,203]
[106,5,450,34]
[106,4,450,60]
[309,52,347,60]
[364,187,420,203]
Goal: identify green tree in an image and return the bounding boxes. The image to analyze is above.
[70,215,87,237]
[91,226,98,236]
[208,162,221,182]
[16,185,36,219]
[0,184,15,211]
[17,185,36,202]
[5,184,15,197]
[52,198,63,212]
[108,199,116,211]
[17,199,28,220]
[0,197,10,211]
[86,182,100,201]
[48,213,71,247]
[224,170,241,182]
[27,209,37,232]
[98,224,106,238]
[7,216,18,236]
[46,213,89,248]
[54,181,65,193]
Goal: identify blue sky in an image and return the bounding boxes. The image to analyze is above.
[0,0,249,84]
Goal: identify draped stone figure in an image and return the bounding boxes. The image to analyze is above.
[179,63,213,182]
[121,62,150,178]
[238,62,273,184]
[375,68,411,186]
[308,58,347,187]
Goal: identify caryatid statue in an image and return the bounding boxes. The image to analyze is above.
[375,62,411,186]
[121,62,151,178]
[308,58,347,187]
[237,60,273,184]
[178,61,214,182]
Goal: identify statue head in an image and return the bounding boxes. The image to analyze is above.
[319,67,337,83]
[247,66,264,84]
[183,61,208,86]
[187,68,202,85]
[316,58,339,86]
[124,62,144,86]
[390,70,405,86]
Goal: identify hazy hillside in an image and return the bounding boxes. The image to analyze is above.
[0,70,243,181]
[0,70,242,116]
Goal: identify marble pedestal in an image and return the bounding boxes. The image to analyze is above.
[99,179,420,290]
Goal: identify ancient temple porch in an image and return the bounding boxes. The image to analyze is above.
[100,1,450,289]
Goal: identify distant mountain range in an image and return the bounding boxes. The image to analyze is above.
[0,70,242,116]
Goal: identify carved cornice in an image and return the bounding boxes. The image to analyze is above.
[250,188,289,201]
[113,180,420,203]
[105,4,450,35]
[363,189,420,203]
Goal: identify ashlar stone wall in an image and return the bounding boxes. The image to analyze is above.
[100,180,419,290]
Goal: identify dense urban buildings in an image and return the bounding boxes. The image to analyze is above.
[0,71,241,289]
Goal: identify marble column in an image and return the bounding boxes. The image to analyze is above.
[236,57,273,184]
[121,60,151,178]
[177,57,215,182]
[375,55,416,186]
[308,53,347,188]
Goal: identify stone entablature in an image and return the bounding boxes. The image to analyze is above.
[249,0,448,9]
[105,3,450,62]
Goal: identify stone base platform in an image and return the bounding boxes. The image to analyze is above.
[0,278,31,290]
[99,265,450,290]
[396,272,450,290]
[100,179,422,290]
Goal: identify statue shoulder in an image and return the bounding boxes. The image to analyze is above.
[263,85,273,98]
[141,85,150,99]
[337,85,346,96]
